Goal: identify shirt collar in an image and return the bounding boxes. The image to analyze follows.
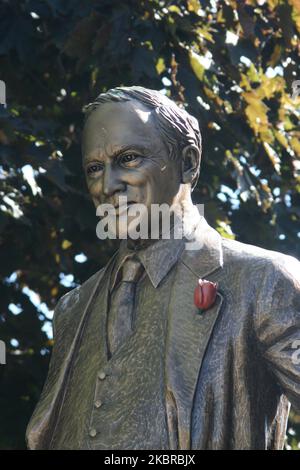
[112,235,185,290]
[110,204,205,289]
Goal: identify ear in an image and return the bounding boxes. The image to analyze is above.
[181,145,200,184]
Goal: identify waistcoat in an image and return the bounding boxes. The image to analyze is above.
[50,260,176,450]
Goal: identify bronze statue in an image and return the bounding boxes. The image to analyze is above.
[26,86,300,450]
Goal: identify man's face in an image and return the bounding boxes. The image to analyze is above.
[82,100,182,238]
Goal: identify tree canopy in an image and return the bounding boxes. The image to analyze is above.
[0,0,299,449]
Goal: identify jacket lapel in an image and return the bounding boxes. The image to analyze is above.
[26,252,118,449]
[165,218,224,450]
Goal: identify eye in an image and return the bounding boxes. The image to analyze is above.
[119,154,142,168]
[86,162,104,176]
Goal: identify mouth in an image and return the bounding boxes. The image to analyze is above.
[114,201,135,215]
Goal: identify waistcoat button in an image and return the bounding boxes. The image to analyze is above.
[89,428,97,438]
[98,371,106,380]
[94,400,103,408]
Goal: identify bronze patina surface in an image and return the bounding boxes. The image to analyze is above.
[26,87,300,450]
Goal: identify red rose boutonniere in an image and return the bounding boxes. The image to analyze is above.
[194,279,218,312]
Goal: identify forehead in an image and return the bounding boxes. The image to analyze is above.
[82,100,165,160]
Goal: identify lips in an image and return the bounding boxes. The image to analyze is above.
[114,202,135,215]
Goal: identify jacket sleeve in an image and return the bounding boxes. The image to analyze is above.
[254,253,300,413]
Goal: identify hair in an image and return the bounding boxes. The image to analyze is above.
[82,86,202,189]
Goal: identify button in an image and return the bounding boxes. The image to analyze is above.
[94,400,103,409]
[89,428,97,438]
[98,371,106,380]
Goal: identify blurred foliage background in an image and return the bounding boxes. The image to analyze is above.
[0,0,299,450]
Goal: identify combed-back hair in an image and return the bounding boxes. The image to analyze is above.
[83,86,201,189]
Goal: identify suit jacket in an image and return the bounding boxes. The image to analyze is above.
[26,217,300,449]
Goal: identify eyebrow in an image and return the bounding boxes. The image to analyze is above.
[84,145,149,164]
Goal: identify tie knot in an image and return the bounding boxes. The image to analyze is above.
[121,256,144,283]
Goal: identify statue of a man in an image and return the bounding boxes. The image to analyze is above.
[26,86,300,450]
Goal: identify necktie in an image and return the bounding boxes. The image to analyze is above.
[107,255,144,356]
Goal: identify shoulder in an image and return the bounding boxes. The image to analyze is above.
[218,239,300,333]
[52,267,106,335]
[181,217,299,289]
[58,268,105,310]
[221,237,299,277]
[220,238,300,300]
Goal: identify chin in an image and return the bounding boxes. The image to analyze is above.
[110,216,136,240]
[97,206,150,241]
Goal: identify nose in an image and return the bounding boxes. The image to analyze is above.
[103,164,125,198]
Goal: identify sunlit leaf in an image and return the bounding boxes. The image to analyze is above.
[189,50,205,80]
[62,240,72,250]
[187,0,201,14]
[156,57,166,75]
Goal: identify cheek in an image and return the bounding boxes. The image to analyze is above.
[86,178,103,200]
[126,171,148,200]
[147,165,180,197]
[126,170,148,186]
